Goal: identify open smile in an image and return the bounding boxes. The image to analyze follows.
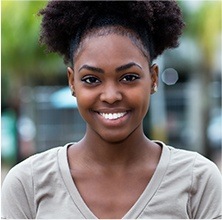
[99,112,127,120]
[92,109,131,125]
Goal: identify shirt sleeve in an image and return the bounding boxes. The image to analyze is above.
[189,153,222,219]
[1,158,35,219]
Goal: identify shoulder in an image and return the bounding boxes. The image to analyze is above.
[1,145,69,196]
[157,141,221,192]
[169,145,221,178]
[158,142,199,174]
[2,146,65,189]
[165,144,219,172]
[1,146,65,219]
[165,144,222,218]
[7,146,63,178]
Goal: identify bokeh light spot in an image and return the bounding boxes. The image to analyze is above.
[161,68,179,85]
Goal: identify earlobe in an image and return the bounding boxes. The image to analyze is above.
[67,67,76,96]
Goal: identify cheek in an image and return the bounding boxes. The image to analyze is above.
[125,86,150,121]
[132,78,151,100]
[134,90,150,110]
[75,86,97,116]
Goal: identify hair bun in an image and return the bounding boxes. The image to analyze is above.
[39,1,185,64]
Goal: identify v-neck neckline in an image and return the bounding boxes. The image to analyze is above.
[58,141,171,219]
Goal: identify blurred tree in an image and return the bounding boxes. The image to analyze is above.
[181,1,221,156]
[184,1,221,67]
[1,1,65,105]
[1,1,67,163]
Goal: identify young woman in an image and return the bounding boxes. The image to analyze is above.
[2,1,221,219]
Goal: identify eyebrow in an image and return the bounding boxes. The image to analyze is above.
[78,62,142,74]
[115,62,142,72]
[78,65,104,73]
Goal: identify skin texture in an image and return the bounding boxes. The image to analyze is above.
[67,33,161,219]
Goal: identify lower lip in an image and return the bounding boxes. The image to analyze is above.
[95,112,130,127]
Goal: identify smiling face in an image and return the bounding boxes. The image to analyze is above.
[68,32,158,143]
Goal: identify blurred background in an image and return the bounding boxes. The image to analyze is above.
[1,1,221,181]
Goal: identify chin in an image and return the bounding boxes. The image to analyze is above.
[97,130,133,144]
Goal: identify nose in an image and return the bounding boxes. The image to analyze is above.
[100,83,122,104]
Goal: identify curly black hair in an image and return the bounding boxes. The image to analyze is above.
[39,1,185,65]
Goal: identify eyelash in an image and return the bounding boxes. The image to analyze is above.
[121,74,140,82]
[81,76,100,84]
[81,74,140,85]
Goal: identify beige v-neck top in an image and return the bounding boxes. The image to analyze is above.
[1,141,221,219]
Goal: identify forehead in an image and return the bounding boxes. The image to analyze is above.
[74,34,149,70]
[72,26,150,64]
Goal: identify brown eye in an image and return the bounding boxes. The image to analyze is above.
[81,76,100,84]
[121,74,140,82]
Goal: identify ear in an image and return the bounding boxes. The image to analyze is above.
[67,67,75,96]
[150,64,159,94]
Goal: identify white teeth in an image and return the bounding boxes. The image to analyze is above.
[100,112,126,120]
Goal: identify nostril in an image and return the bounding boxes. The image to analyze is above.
[100,90,122,104]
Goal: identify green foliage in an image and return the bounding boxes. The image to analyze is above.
[1,1,64,82]
[183,1,221,67]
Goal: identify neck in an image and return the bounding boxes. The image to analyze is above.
[77,125,155,167]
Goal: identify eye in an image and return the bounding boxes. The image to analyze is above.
[81,76,100,84]
[121,74,140,82]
